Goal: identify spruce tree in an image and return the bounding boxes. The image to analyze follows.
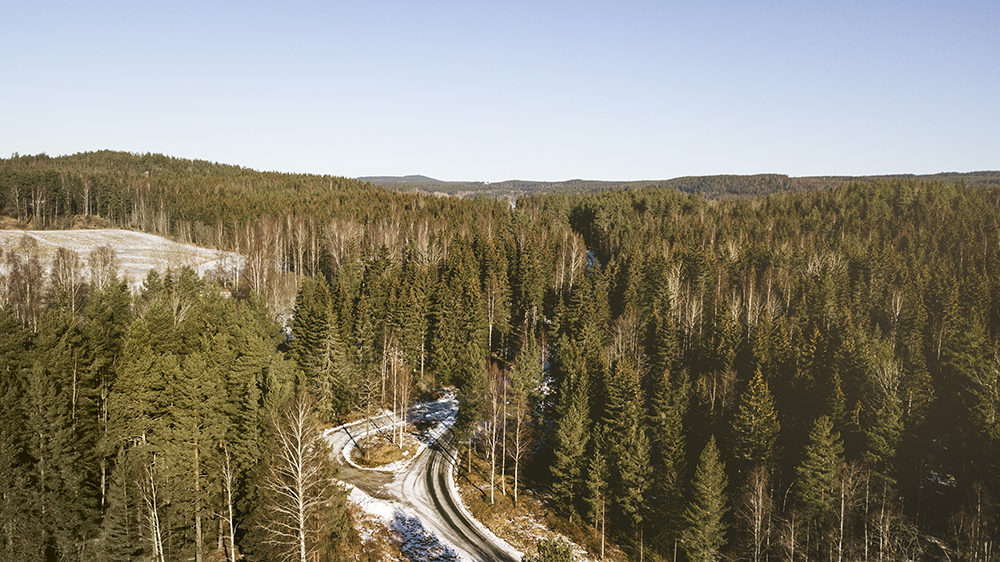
[0,309,43,560]
[730,368,780,478]
[794,416,843,528]
[603,359,650,539]
[648,369,688,549]
[682,436,728,562]
[550,346,590,517]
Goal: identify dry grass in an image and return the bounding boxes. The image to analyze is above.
[345,505,403,562]
[351,426,421,468]
[454,449,626,562]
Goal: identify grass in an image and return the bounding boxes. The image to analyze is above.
[350,425,421,468]
[454,446,627,562]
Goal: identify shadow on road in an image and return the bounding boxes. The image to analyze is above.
[391,508,461,562]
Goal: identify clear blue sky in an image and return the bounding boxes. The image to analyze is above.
[2,1,997,181]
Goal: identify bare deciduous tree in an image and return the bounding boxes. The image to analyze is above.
[89,245,121,293]
[741,466,773,562]
[7,235,45,331]
[51,246,87,315]
[220,445,238,562]
[260,395,335,562]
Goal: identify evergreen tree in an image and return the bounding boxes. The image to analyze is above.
[794,416,843,529]
[0,309,43,560]
[24,359,91,559]
[603,359,650,540]
[682,436,729,562]
[99,450,139,562]
[584,445,609,560]
[550,337,591,517]
[730,368,780,478]
[164,350,231,562]
[524,536,573,562]
[647,369,688,549]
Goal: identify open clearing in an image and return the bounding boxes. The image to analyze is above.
[0,229,242,290]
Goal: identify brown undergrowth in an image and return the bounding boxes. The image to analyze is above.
[454,447,626,562]
[351,425,421,468]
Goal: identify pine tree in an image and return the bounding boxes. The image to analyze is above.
[550,339,590,517]
[795,416,843,528]
[730,368,780,478]
[682,436,729,562]
[647,369,688,550]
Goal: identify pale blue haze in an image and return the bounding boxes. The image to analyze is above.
[2,1,997,181]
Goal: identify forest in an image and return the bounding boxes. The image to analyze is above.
[1,151,999,562]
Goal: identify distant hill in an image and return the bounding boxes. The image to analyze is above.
[356,175,444,185]
[358,171,1000,200]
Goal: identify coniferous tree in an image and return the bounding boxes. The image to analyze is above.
[584,445,609,560]
[794,415,844,556]
[550,338,590,518]
[647,368,688,551]
[730,368,780,478]
[0,309,43,560]
[682,436,729,562]
[603,359,650,544]
[524,536,573,562]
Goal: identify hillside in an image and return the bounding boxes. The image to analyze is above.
[359,171,1000,199]
[0,229,241,291]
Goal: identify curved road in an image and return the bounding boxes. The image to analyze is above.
[328,402,520,562]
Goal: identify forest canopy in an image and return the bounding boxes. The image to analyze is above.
[1,151,999,562]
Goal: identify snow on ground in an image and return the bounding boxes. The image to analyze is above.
[445,453,523,562]
[0,229,243,291]
[329,394,477,561]
[333,399,458,474]
[346,484,462,562]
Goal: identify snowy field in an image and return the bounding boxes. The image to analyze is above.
[0,229,243,291]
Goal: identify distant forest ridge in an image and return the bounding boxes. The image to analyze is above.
[360,171,1000,199]
[5,150,997,201]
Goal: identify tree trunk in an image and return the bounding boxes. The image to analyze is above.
[195,438,202,562]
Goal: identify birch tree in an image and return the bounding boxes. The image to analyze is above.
[259,395,336,562]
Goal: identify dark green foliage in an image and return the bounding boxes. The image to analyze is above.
[602,360,650,534]
[4,153,1000,560]
[682,436,728,562]
[730,368,779,476]
[647,369,688,546]
[795,416,843,524]
[550,336,591,517]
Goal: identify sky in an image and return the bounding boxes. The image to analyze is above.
[2,1,998,182]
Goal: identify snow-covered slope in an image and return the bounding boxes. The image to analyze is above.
[0,229,243,291]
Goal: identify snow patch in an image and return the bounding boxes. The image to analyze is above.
[345,483,462,561]
[0,229,243,292]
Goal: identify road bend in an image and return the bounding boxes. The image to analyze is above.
[330,402,521,562]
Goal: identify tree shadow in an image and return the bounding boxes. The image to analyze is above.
[390,508,461,561]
